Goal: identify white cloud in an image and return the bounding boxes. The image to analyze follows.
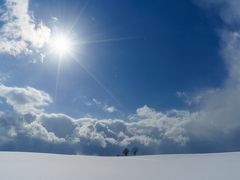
[0,83,240,155]
[85,98,118,113]
[0,85,52,114]
[0,0,51,55]
[0,89,192,155]
[24,120,65,143]
[92,98,101,105]
[196,0,240,25]
[176,89,220,106]
[103,105,117,113]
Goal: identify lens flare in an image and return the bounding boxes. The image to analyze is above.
[50,33,73,58]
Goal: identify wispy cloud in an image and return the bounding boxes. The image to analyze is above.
[92,98,101,105]
[0,0,51,55]
[196,0,240,25]
[85,98,118,113]
[103,105,117,113]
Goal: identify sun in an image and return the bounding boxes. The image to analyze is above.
[50,33,73,58]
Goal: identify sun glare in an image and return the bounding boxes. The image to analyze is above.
[50,33,73,58]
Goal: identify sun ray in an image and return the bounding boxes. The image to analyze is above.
[68,0,90,34]
[69,54,124,109]
[82,37,139,45]
[54,57,62,110]
[47,29,130,111]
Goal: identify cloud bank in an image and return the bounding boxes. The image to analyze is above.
[0,85,192,155]
[0,83,240,155]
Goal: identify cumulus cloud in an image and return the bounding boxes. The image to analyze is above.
[0,0,51,55]
[0,85,192,155]
[0,85,52,114]
[1,84,240,155]
[0,103,191,155]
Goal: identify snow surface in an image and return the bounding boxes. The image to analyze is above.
[0,152,239,180]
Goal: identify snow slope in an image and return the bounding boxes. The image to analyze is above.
[0,152,239,180]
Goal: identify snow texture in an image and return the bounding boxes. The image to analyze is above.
[0,152,239,180]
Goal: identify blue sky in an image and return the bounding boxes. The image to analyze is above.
[0,0,240,155]
[0,0,225,117]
